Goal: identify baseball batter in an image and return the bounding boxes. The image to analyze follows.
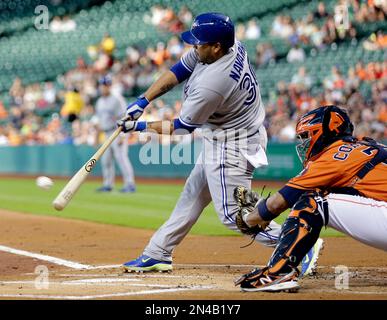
[234,105,387,292]
[117,13,318,273]
[94,76,136,193]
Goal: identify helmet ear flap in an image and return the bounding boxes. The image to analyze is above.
[322,105,353,140]
[321,106,333,140]
[348,121,354,135]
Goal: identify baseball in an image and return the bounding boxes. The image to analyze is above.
[36,176,54,190]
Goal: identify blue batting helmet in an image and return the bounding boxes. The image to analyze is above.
[181,12,235,49]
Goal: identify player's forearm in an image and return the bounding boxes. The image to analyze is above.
[145,120,174,135]
[143,71,179,101]
[266,192,289,215]
[244,192,288,227]
[133,118,196,135]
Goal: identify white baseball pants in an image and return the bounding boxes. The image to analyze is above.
[326,193,387,251]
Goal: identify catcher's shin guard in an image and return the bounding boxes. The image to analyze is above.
[267,193,324,274]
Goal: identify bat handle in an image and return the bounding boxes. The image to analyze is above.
[120,115,133,122]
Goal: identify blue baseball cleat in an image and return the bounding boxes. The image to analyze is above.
[96,186,112,192]
[123,255,172,273]
[300,238,324,277]
[119,184,136,193]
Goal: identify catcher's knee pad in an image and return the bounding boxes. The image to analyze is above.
[268,194,324,274]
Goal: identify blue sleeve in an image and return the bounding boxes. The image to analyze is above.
[173,118,197,133]
[134,121,147,132]
[278,185,306,208]
[170,60,192,83]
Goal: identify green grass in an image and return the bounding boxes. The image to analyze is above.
[0,178,343,237]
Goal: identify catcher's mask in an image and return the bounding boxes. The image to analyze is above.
[296,105,354,165]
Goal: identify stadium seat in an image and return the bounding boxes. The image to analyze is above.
[0,0,384,104]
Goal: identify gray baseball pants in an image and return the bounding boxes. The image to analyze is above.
[143,132,281,262]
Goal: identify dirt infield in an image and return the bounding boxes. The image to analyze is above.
[0,208,386,300]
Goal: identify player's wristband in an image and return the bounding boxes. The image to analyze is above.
[134,121,147,132]
[136,95,150,109]
[257,199,277,221]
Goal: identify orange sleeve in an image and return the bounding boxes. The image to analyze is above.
[286,150,344,190]
[284,140,387,202]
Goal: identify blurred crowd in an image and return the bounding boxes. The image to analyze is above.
[49,15,77,33]
[250,0,386,67]
[143,4,193,34]
[0,1,385,147]
[351,0,386,23]
[265,60,387,142]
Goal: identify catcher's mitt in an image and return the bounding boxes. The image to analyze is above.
[233,186,265,236]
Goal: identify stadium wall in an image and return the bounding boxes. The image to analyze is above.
[0,143,302,180]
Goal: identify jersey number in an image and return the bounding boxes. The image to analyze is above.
[240,58,258,106]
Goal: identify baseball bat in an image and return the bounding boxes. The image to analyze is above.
[52,126,123,211]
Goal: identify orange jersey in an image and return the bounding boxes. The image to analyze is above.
[286,140,387,202]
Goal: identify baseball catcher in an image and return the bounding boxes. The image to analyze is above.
[234,105,387,292]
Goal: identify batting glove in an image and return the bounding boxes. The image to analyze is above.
[117,119,146,133]
[125,95,149,120]
[117,119,136,133]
